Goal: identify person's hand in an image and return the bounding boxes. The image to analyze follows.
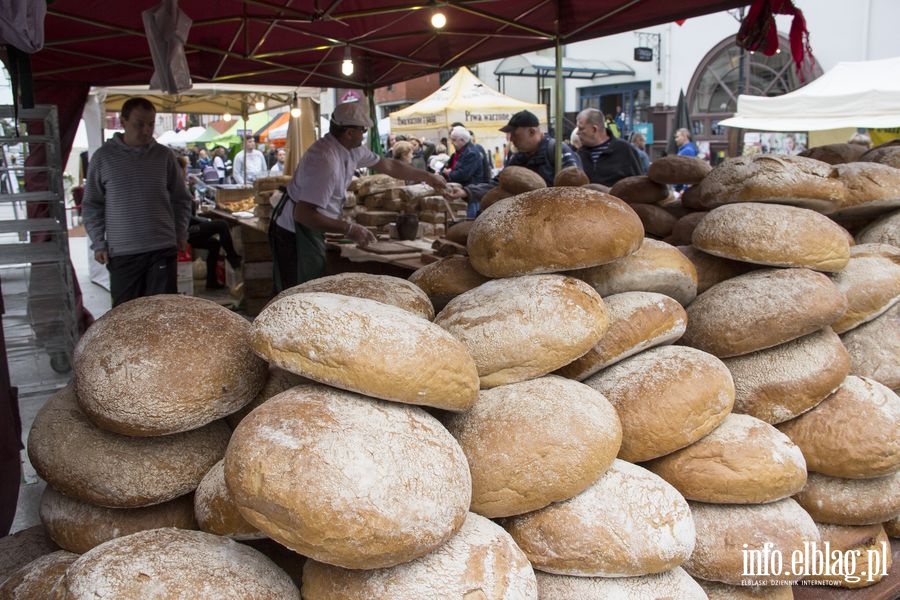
[347,223,377,248]
[94,249,108,265]
[177,239,189,252]
[425,172,447,190]
[443,182,467,200]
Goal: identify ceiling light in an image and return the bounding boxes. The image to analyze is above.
[290,106,302,118]
[341,45,354,76]
[254,99,265,111]
[431,11,446,29]
[223,112,232,122]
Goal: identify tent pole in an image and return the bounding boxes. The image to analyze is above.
[554,36,563,175]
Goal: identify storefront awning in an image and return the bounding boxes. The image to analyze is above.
[494,55,635,80]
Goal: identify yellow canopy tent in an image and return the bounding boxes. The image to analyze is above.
[390,66,546,158]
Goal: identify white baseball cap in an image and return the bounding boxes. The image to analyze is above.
[331,101,373,128]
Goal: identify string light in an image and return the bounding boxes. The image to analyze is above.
[341,45,354,76]
[431,11,446,28]
[223,112,232,122]
[290,93,301,118]
[254,97,265,111]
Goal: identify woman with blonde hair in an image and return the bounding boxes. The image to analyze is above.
[391,140,414,164]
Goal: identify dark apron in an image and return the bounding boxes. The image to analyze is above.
[269,190,326,292]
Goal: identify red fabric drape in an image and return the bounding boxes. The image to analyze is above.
[736,0,814,80]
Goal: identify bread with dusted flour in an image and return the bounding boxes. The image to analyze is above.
[794,471,900,526]
[535,567,706,599]
[0,550,77,599]
[194,459,262,539]
[841,302,900,389]
[408,255,491,312]
[677,245,757,294]
[804,524,892,588]
[829,243,900,333]
[648,155,712,184]
[856,208,900,246]
[697,579,796,598]
[608,175,669,204]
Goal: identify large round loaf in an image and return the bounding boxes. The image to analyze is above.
[571,238,698,306]
[724,327,851,424]
[73,295,267,436]
[829,243,900,333]
[692,203,851,271]
[498,165,546,194]
[480,186,514,211]
[583,345,734,462]
[681,268,848,357]
[608,175,669,204]
[697,579,796,599]
[831,162,900,217]
[841,302,900,389]
[408,255,491,312]
[0,550,77,599]
[251,292,479,411]
[466,187,644,278]
[59,528,298,599]
[554,165,590,187]
[224,384,471,569]
[270,272,434,320]
[856,208,900,246]
[631,203,678,237]
[434,275,608,388]
[648,155,712,184]
[696,155,844,212]
[444,376,621,518]
[535,567,706,599]
[799,143,868,164]
[503,460,695,577]
[669,212,709,245]
[300,513,537,600]
[805,524,892,588]
[645,413,807,504]
[27,386,230,508]
[555,292,687,381]
[40,486,197,554]
[683,499,820,585]
[445,220,475,245]
[777,376,900,478]
[677,245,758,294]
[794,471,900,526]
[860,142,900,168]
[193,460,261,539]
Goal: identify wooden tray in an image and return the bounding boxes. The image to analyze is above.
[363,241,420,254]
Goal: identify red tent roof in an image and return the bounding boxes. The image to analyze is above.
[35,1,748,89]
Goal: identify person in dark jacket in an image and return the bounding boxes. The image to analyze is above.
[575,108,644,187]
[443,126,488,217]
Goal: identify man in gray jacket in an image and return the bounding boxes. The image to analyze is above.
[83,97,192,307]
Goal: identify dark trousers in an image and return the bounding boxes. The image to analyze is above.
[270,222,325,293]
[107,247,177,307]
[189,219,238,286]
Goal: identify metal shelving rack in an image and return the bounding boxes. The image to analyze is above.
[0,105,78,396]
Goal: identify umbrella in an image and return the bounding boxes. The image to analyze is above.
[667,89,691,155]
[368,93,384,157]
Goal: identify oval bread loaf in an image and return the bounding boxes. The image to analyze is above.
[609,175,670,204]
[794,471,900,526]
[498,165,546,194]
[194,459,261,539]
[408,255,491,312]
[0,550,77,599]
[535,567,706,599]
[799,143,868,165]
[856,208,900,246]
[554,165,590,187]
[829,243,900,333]
[831,162,900,217]
[805,524,892,588]
[841,302,900,389]
[631,203,678,237]
[226,366,309,429]
[647,155,712,185]
[697,579,796,599]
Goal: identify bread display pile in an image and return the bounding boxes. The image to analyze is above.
[345,174,461,237]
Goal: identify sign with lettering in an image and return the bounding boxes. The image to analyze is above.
[634,47,653,62]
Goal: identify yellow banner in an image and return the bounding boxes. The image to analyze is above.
[868,128,900,146]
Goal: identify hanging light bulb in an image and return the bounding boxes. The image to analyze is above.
[290,93,302,118]
[341,45,354,76]
[431,10,446,29]
[223,112,232,122]
[254,97,265,111]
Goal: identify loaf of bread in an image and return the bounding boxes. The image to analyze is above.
[886,516,900,538]
[300,513,537,600]
[466,187,644,278]
[58,528,298,599]
[799,143,869,164]
[681,268,848,357]
[831,162,900,217]
[697,579,796,599]
[645,413,807,504]
[648,156,712,184]
[445,375,621,518]
[583,345,734,462]
[841,302,900,390]
[677,245,757,294]
[194,459,261,539]
[856,208,900,246]
[804,523,893,588]
[724,327,851,424]
[251,292,479,411]
[794,471,900,526]
[0,550,76,599]
[27,386,229,508]
[555,291,686,381]
[630,203,678,237]
[270,272,435,320]
[40,486,196,554]
[609,175,670,204]
[680,184,704,209]
[669,211,709,245]
[224,384,471,569]
[829,243,900,333]
[683,499,820,585]
[498,165,546,194]
[503,460,695,577]
[571,238,698,306]
[554,165,590,187]
[480,185,514,211]
[226,366,309,429]
[434,275,608,388]
[444,220,474,245]
[692,203,851,272]
[74,295,267,436]
[408,255,491,312]
[535,567,706,599]
[777,376,900,478]
[860,141,900,168]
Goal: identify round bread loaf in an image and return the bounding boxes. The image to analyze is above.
[856,208,900,246]
[609,175,670,204]
[692,203,851,272]
[582,182,611,193]
[554,165,590,187]
[677,245,757,294]
[224,384,471,569]
[829,243,900,333]
[696,154,845,212]
[697,579,796,599]
[841,302,900,389]
[886,516,900,538]
[27,386,230,508]
[860,141,900,167]
[669,211,709,245]
[481,185,514,211]
[503,459,695,577]
[777,376,900,479]
[799,143,868,165]
[445,220,474,245]
[270,272,434,320]
[445,375,621,518]
[555,292,687,381]
[805,524,892,588]
[434,275,608,388]
[724,327,851,424]
[59,528,298,599]
[831,162,900,217]
[498,165,546,195]
[194,460,261,539]
[630,203,678,237]
[467,187,643,278]
[583,345,734,462]
[251,292,479,411]
[681,268,848,357]
[408,255,491,312]
[301,512,537,600]
[681,184,704,209]
[684,499,820,585]
[571,238,698,306]
[226,366,309,429]
[535,567,706,599]
[645,413,807,504]
[40,486,197,554]
[73,295,266,436]
[648,155,712,184]
[794,471,900,526]
[0,550,77,599]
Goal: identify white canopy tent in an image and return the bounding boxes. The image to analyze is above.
[719,56,900,131]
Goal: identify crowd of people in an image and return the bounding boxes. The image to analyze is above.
[173,140,289,186]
